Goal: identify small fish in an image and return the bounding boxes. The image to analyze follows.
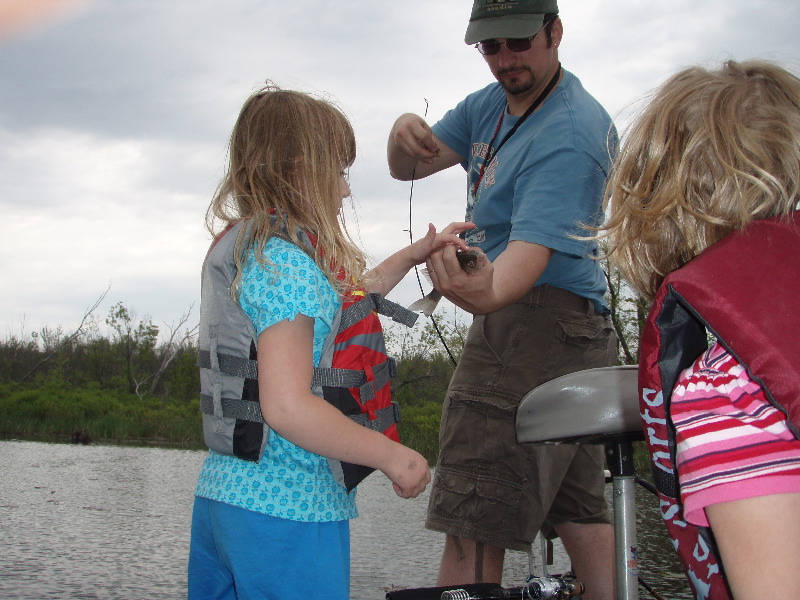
[409,250,482,317]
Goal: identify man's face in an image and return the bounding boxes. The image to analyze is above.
[482,18,562,99]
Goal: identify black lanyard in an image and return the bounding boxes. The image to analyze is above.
[471,63,563,198]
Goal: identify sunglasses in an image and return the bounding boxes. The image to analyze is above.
[474,20,551,56]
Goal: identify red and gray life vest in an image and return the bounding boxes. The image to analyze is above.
[198,219,419,492]
[639,211,800,600]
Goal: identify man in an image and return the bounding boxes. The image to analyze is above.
[386,2,617,599]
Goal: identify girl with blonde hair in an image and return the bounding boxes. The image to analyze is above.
[189,86,469,600]
[604,59,800,299]
[602,60,800,599]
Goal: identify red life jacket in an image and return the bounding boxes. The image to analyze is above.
[198,218,418,492]
[313,284,418,491]
[639,211,800,600]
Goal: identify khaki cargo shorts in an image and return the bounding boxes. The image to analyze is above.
[425,285,617,552]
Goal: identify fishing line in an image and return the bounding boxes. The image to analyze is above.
[406,99,458,366]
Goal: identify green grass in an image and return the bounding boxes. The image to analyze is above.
[0,381,657,475]
[0,381,204,448]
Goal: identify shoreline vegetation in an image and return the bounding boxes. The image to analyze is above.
[0,386,652,475]
[0,380,205,450]
[1,295,652,473]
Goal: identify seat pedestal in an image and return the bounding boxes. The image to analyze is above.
[516,366,642,600]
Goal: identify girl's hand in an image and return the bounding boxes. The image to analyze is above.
[367,222,477,296]
[382,444,431,499]
[407,222,476,265]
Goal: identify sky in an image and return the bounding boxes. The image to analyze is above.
[1,0,798,342]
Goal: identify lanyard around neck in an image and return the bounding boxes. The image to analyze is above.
[471,63,563,198]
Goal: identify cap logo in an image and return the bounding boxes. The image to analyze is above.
[483,0,520,13]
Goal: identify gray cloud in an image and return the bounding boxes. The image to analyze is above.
[1,0,799,337]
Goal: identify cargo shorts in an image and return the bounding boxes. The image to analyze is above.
[425,285,618,552]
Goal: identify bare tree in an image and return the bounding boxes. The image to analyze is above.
[602,259,651,366]
[20,286,110,383]
[145,304,198,397]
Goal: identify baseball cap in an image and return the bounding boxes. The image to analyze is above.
[464,0,559,45]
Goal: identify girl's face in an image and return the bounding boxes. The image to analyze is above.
[337,170,351,212]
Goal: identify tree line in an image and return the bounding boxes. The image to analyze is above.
[0,291,200,446]
[0,266,646,464]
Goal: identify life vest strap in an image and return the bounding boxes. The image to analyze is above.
[199,391,401,430]
[199,299,414,383]
[652,465,678,500]
[200,352,396,421]
[200,394,263,423]
[348,402,401,432]
[198,350,258,380]
[342,293,418,329]
[313,357,396,402]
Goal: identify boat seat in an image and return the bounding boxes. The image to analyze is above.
[515,366,642,445]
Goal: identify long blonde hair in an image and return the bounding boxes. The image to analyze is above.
[601,60,800,300]
[207,85,366,296]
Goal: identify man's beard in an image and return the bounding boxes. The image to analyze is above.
[497,66,535,96]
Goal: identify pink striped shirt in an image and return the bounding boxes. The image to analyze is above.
[672,342,800,526]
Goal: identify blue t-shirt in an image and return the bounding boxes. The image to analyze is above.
[194,237,358,522]
[432,70,616,312]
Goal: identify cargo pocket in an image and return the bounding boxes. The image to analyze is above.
[429,467,523,537]
[453,303,538,390]
[544,317,616,377]
[438,391,524,477]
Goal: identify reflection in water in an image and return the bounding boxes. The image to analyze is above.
[0,440,199,600]
[0,440,691,599]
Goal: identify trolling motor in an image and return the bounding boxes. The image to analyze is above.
[440,575,584,600]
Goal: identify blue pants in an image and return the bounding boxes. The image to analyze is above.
[188,496,350,600]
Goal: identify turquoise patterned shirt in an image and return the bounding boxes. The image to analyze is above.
[194,237,357,522]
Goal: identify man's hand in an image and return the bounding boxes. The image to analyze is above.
[427,238,554,314]
[387,114,461,180]
[427,243,495,314]
[391,113,440,164]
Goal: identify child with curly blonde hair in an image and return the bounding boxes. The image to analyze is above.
[602,60,800,599]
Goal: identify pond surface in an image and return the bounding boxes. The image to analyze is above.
[0,440,691,599]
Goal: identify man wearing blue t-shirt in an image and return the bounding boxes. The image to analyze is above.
[387,2,617,598]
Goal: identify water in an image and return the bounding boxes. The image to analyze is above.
[0,439,197,600]
[0,440,691,599]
